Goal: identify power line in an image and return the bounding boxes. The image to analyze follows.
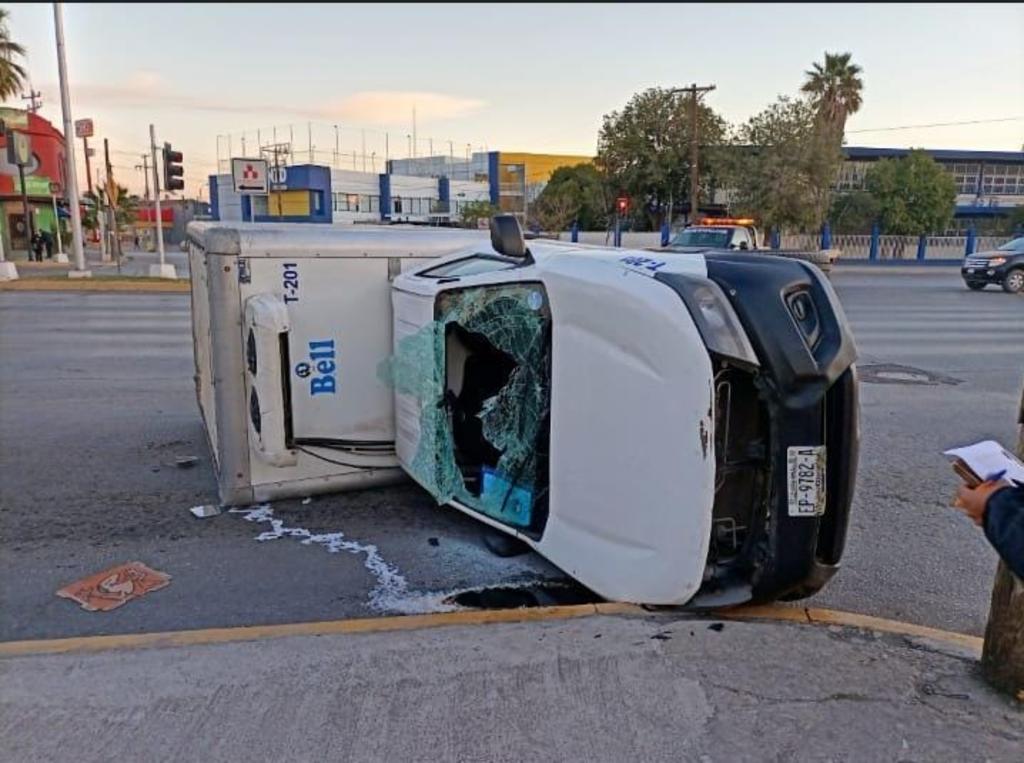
[847,116,1023,134]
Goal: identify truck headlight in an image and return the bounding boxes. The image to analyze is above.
[674,276,760,368]
[988,256,1007,266]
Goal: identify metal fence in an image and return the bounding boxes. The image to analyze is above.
[780,233,1011,260]
[551,230,1013,260]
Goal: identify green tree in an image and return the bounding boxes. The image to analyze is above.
[829,190,880,234]
[0,8,26,101]
[865,150,956,235]
[596,87,727,229]
[722,96,843,233]
[531,164,608,232]
[458,199,497,229]
[801,51,864,141]
[113,184,140,229]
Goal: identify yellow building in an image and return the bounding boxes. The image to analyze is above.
[491,151,594,216]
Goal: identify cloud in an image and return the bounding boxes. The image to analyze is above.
[320,91,485,124]
[52,73,484,125]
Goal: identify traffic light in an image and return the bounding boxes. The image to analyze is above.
[162,142,184,191]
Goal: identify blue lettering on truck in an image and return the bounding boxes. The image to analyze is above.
[294,339,337,395]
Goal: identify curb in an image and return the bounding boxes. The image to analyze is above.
[0,278,190,293]
[0,601,981,659]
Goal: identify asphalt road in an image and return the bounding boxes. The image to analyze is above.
[0,268,1021,642]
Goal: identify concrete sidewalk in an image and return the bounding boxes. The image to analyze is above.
[1,612,1020,762]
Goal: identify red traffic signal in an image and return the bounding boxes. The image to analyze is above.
[616,196,629,215]
[162,142,184,192]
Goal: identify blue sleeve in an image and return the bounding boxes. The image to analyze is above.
[984,485,1024,580]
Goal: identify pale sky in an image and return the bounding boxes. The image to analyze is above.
[5,2,1023,196]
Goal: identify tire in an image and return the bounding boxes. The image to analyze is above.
[1002,268,1024,294]
[966,281,986,291]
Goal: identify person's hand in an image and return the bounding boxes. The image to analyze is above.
[953,480,1008,526]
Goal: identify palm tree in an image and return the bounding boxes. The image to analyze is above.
[801,52,864,138]
[0,8,27,102]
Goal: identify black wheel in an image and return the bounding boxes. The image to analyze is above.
[965,281,986,291]
[1002,268,1024,294]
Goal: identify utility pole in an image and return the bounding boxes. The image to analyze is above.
[82,136,93,194]
[137,154,150,201]
[671,83,716,222]
[21,89,42,113]
[53,2,89,277]
[103,138,119,265]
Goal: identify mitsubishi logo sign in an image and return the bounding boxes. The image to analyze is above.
[231,157,269,194]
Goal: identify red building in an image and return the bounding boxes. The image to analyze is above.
[0,107,68,251]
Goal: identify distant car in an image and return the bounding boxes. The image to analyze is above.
[962,236,1024,293]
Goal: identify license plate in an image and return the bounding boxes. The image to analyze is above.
[787,446,826,517]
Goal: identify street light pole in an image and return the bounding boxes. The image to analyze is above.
[53,2,90,278]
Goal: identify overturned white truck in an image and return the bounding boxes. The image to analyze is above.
[187,218,859,607]
[387,217,860,606]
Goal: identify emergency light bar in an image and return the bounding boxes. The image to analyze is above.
[698,217,756,227]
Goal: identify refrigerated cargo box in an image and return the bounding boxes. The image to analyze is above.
[186,222,489,505]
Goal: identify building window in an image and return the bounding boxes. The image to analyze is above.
[393,196,402,214]
[368,195,379,213]
[982,164,1023,195]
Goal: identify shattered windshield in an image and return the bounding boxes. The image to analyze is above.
[670,228,731,248]
[380,283,551,531]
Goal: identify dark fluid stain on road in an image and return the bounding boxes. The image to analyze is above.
[447,581,600,610]
[859,363,963,386]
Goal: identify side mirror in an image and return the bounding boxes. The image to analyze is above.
[490,214,528,259]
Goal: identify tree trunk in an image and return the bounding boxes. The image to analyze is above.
[981,381,1024,698]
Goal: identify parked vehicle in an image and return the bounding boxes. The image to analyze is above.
[389,216,860,607]
[661,218,835,273]
[962,237,1024,293]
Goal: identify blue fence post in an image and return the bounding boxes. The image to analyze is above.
[869,222,880,261]
[570,221,579,243]
[916,234,927,261]
[660,221,670,247]
[770,227,780,250]
[613,217,622,247]
[965,226,976,256]
[821,221,832,251]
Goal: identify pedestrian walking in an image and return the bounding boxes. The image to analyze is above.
[42,229,54,259]
[30,231,44,262]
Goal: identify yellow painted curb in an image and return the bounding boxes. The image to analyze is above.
[0,278,189,293]
[0,604,618,658]
[0,599,981,659]
[718,603,983,655]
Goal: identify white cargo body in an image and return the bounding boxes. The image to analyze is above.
[187,222,488,505]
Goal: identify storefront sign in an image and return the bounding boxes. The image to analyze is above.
[74,118,94,138]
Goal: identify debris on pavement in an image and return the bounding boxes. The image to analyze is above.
[428,537,439,547]
[230,504,433,614]
[175,455,199,468]
[56,561,171,612]
[708,622,725,632]
[189,504,222,519]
